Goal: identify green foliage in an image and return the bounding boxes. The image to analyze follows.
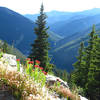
[7,45,26,63]
[0,39,26,63]
[70,83,85,97]
[46,63,54,73]
[72,42,86,87]
[16,59,20,72]
[25,59,46,87]
[72,25,100,99]
[0,49,3,58]
[54,67,68,82]
[85,35,100,99]
[29,4,52,72]
[2,41,9,53]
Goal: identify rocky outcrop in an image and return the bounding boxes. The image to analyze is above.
[3,53,17,67]
[0,90,16,100]
[0,81,16,100]
[0,53,88,100]
[46,74,69,88]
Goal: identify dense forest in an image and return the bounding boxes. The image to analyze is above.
[71,25,100,99]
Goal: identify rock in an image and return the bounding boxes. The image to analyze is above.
[46,75,69,88]
[0,90,17,100]
[3,53,17,67]
[79,95,88,100]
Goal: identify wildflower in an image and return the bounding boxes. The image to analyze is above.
[28,61,34,64]
[16,59,20,71]
[34,65,39,68]
[26,58,31,61]
[16,59,20,61]
[42,71,47,75]
[39,67,43,70]
[35,60,40,64]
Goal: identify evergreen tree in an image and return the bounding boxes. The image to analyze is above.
[86,35,100,100]
[29,4,50,71]
[72,25,100,99]
[62,70,68,81]
[82,24,96,90]
[72,42,86,87]
[72,25,96,90]
[85,25,96,68]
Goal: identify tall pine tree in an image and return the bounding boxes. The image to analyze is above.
[86,34,100,100]
[72,25,100,99]
[29,4,50,71]
[72,42,86,87]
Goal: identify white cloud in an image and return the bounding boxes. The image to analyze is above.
[0,0,100,14]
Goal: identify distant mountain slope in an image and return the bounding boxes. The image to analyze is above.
[0,39,26,62]
[51,24,100,72]
[24,8,100,37]
[50,14,100,37]
[1,7,100,72]
[24,8,100,25]
[0,7,36,55]
[0,7,62,55]
[24,11,74,25]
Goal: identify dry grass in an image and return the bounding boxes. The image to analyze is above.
[0,65,50,100]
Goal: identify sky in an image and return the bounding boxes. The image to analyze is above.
[0,0,100,14]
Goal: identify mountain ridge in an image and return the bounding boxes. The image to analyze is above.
[1,7,100,72]
[0,7,61,55]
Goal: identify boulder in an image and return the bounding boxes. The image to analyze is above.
[46,75,69,88]
[79,95,88,100]
[3,53,17,67]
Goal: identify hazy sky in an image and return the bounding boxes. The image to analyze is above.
[0,0,100,14]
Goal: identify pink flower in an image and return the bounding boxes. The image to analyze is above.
[42,71,47,75]
[39,67,43,70]
[35,60,40,64]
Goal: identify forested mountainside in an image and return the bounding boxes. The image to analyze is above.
[24,8,100,72]
[50,24,100,72]
[1,7,100,72]
[0,40,26,61]
[0,7,62,55]
[0,7,36,55]
[24,8,100,37]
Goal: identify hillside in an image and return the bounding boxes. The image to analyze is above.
[50,14,100,37]
[1,7,100,72]
[0,7,36,55]
[51,24,100,72]
[0,7,62,56]
[0,39,26,62]
[24,8,100,72]
[24,8,100,37]
[0,53,88,100]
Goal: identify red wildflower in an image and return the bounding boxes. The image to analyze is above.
[34,65,39,68]
[35,60,40,64]
[42,71,47,75]
[39,67,43,70]
[16,59,20,61]
[28,61,34,64]
[26,58,31,61]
